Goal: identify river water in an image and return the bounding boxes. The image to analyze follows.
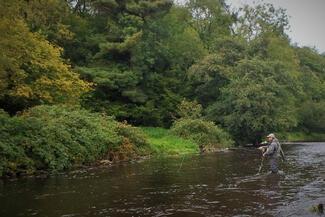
[0,142,324,217]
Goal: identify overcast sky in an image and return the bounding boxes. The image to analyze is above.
[175,0,325,53]
[226,0,325,53]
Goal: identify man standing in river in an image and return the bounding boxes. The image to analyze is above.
[258,133,285,173]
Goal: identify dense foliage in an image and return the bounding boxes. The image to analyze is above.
[0,0,324,170]
[172,100,233,149]
[0,106,148,176]
[0,0,91,114]
[171,118,233,150]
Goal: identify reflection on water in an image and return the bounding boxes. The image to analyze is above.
[0,143,324,217]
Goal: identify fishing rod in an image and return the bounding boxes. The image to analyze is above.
[257,156,264,175]
[177,154,186,173]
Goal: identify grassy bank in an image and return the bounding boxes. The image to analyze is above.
[142,127,199,155]
[0,105,233,178]
[282,132,325,142]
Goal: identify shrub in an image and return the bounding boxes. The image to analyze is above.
[171,118,234,150]
[0,105,148,177]
[109,122,150,160]
[116,122,149,148]
[0,110,34,176]
[177,99,203,119]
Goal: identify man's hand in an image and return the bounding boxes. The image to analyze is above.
[260,141,268,145]
[258,146,267,153]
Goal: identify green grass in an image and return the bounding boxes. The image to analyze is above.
[280,131,325,142]
[141,127,199,155]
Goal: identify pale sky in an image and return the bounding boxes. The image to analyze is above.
[227,0,325,53]
[175,0,325,53]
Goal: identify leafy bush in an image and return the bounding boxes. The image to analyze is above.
[0,110,34,176]
[177,99,203,119]
[171,118,234,150]
[116,122,149,148]
[0,105,148,177]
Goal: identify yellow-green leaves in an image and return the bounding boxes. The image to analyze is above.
[0,18,91,109]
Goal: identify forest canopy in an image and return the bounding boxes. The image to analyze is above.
[0,0,324,145]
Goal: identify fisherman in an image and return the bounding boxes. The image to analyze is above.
[258,133,285,173]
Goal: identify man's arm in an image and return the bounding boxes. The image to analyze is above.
[258,146,267,153]
[263,143,276,156]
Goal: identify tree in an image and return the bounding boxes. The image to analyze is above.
[298,101,325,133]
[80,2,209,126]
[186,0,233,49]
[187,37,246,107]
[294,47,325,133]
[0,16,90,113]
[206,59,298,144]
[177,99,203,119]
[234,3,289,41]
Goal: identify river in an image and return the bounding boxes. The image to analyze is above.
[0,142,324,217]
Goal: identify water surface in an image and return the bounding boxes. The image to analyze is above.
[0,142,324,217]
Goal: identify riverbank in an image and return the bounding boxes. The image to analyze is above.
[0,124,229,178]
[0,107,222,178]
[0,105,232,178]
[142,127,199,155]
[0,106,151,178]
[3,109,324,179]
[281,132,325,142]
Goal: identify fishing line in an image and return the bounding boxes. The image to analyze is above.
[177,154,186,173]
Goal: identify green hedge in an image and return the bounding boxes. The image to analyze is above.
[0,105,148,177]
[171,118,234,149]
